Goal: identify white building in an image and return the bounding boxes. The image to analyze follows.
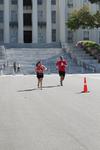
[66,0,100,44]
[0,0,100,45]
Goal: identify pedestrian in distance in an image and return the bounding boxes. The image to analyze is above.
[3,63,5,70]
[17,63,21,72]
[56,56,68,86]
[13,61,17,73]
[35,61,47,90]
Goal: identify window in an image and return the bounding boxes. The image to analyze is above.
[0,29,3,41]
[51,0,56,5]
[83,31,89,40]
[38,0,43,5]
[11,11,17,22]
[83,0,88,4]
[67,0,73,8]
[0,0,3,4]
[24,14,32,26]
[23,0,32,6]
[52,29,56,42]
[52,11,56,24]
[11,0,17,4]
[68,31,73,43]
[0,11,3,23]
[38,10,43,21]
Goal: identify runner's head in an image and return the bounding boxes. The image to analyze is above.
[36,61,41,67]
[60,56,63,60]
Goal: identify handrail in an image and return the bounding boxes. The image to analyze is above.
[62,44,97,73]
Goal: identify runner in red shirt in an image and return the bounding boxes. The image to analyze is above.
[56,56,67,86]
[35,61,47,90]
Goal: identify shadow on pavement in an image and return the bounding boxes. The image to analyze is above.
[42,85,60,88]
[76,91,90,94]
[18,88,38,92]
[18,85,60,92]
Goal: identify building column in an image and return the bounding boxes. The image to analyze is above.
[32,0,38,43]
[4,0,10,43]
[18,0,23,43]
[59,0,66,43]
[46,0,52,43]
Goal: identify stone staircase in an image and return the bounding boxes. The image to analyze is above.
[64,44,100,73]
[0,47,84,75]
[4,42,61,49]
[0,43,100,75]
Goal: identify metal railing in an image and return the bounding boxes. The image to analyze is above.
[61,43,97,73]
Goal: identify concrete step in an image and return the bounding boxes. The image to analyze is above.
[4,42,61,48]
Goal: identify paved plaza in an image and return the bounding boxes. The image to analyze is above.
[0,74,100,150]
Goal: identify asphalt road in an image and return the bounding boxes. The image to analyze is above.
[0,74,100,150]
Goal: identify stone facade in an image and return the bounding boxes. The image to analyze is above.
[0,0,99,44]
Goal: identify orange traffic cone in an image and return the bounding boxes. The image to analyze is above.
[82,77,89,93]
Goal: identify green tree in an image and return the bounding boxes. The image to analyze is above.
[88,0,100,3]
[67,10,80,30]
[94,11,100,28]
[67,5,95,30]
[77,5,95,29]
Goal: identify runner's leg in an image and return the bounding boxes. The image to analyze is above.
[40,78,43,90]
[60,73,65,86]
[60,76,63,86]
[37,79,40,88]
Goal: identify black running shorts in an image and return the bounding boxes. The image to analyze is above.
[59,71,65,77]
[37,73,44,79]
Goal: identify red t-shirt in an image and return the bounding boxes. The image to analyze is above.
[56,60,67,72]
[35,65,46,74]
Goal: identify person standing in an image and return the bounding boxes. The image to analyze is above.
[13,62,17,73]
[56,56,67,86]
[17,63,21,72]
[35,61,47,90]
